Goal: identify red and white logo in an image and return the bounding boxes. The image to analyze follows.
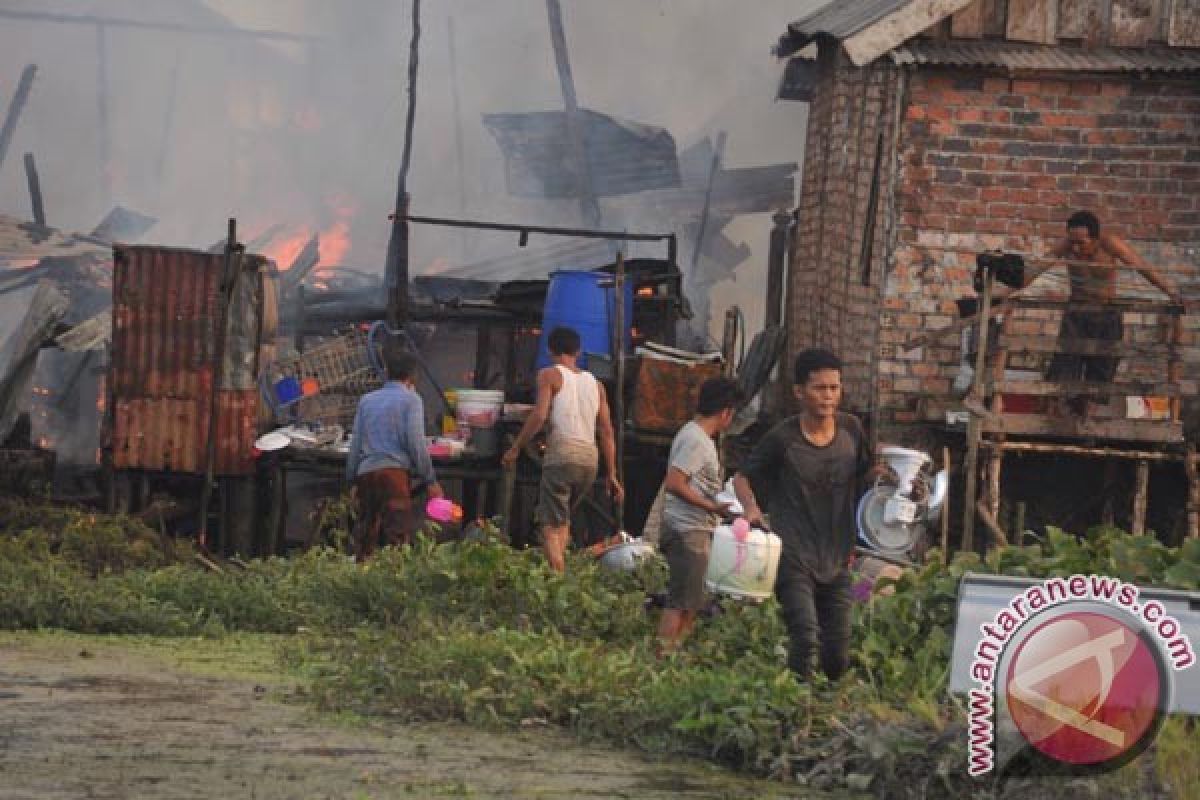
[1004,611,1164,767]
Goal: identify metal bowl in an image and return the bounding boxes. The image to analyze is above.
[597,539,658,571]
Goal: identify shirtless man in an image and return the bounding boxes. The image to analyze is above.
[1030,211,1182,415]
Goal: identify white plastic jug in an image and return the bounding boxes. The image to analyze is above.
[704,524,782,600]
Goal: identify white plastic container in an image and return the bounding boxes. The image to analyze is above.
[454,389,505,428]
[704,524,783,600]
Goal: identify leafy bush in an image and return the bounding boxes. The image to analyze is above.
[2,511,1198,797]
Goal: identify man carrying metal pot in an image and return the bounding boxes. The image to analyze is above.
[733,348,880,680]
[656,376,744,654]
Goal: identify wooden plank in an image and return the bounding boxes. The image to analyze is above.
[983,0,1009,35]
[981,439,1185,460]
[0,281,69,442]
[22,152,44,226]
[1109,0,1156,45]
[1131,460,1149,536]
[997,335,1147,356]
[1168,0,1200,45]
[0,65,36,174]
[989,379,1180,396]
[1057,0,1108,43]
[1007,0,1059,42]
[982,413,1183,442]
[843,0,977,66]
[952,0,987,36]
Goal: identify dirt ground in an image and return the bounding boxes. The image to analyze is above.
[0,632,822,800]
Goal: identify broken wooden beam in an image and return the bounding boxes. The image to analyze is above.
[0,280,69,442]
[0,65,36,174]
[23,152,45,226]
[280,234,320,294]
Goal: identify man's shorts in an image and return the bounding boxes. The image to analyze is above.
[535,460,598,527]
[659,521,712,611]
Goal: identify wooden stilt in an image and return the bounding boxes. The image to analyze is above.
[1131,460,1149,537]
[961,272,995,553]
[1014,500,1026,542]
[940,446,951,564]
[1186,446,1199,540]
[986,448,1003,522]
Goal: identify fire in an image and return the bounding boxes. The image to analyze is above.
[261,228,312,270]
[317,219,350,267]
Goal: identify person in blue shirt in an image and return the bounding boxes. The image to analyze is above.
[346,347,443,560]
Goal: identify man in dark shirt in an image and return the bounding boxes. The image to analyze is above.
[733,348,873,680]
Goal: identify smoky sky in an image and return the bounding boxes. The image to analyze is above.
[0,0,821,343]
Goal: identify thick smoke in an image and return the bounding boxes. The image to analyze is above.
[0,0,820,345]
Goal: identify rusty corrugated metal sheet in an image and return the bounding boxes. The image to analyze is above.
[890,41,1200,72]
[110,245,267,476]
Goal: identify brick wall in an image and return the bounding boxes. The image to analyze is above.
[787,46,902,416]
[878,68,1200,435]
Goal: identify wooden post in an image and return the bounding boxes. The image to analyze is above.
[0,64,36,174]
[1131,459,1149,536]
[721,306,739,376]
[765,210,791,330]
[1167,311,1183,423]
[613,251,626,532]
[384,0,421,328]
[986,450,1003,523]
[690,131,727,273]
[940,446,951,564]
[961,270,995,553]
[198,219,242,549]
[1186,446,1199,540]
[1014,500,1027,542]
[23,153,45,226]
[983,311,1011,528]
[545,0,601,228]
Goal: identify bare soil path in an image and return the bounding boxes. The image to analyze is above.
[0,632,820,800]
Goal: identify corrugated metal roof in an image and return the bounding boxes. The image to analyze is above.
[777,0,912,55]
[483,109,681,198]
[891,41,1200,71]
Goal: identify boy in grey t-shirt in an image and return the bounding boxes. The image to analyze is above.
[656,377,744,653]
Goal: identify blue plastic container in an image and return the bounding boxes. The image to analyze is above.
[536,270,634,370]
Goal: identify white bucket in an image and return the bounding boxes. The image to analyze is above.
[880,445,930,495]
[454,389,504,429]
[704,525,782,600]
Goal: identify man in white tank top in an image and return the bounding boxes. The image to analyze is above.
[502,326,623,572]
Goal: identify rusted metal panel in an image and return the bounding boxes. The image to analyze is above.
[1168,0,1200,46]
[110,245,269,476]
[1110,0,1157,45]
[1007,0,1059,43]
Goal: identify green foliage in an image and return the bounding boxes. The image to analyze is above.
[2,506,1198,797]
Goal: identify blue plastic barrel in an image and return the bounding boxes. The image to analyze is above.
[536,270,634,369]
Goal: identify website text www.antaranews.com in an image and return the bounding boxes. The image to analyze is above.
[966,574,1195,777]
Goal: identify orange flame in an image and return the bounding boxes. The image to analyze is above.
[317,219,350,267]
[261,228,312,271]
